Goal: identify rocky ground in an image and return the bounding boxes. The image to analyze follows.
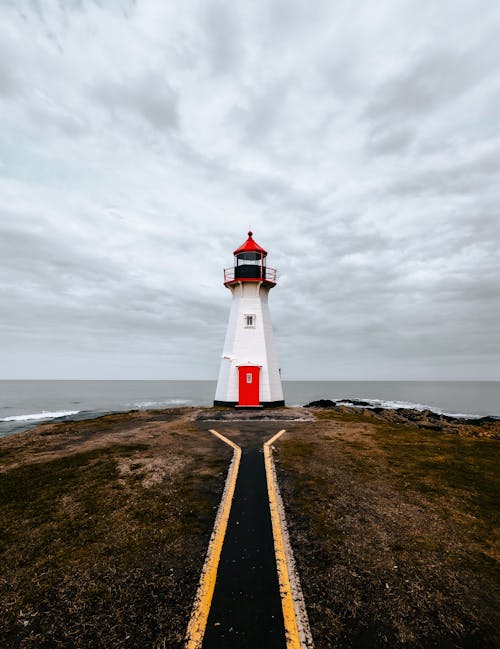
[276,406,499,649]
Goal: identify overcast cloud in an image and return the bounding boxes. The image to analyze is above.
[1,0,499,380]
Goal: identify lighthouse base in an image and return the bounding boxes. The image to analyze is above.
[213,400,285,408]
[235,405,264,409]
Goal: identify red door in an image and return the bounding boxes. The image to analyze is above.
[238,366,260,406]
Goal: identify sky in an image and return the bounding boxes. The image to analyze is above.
[1,0,499,381]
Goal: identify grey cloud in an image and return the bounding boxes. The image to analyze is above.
[363,38,500,157]
[233,79,291,142]
[242,175,319,214]
[92,72,179,130]
[0,213,228,354]
[0,19,23,97]
[266,0,328,44]
[366,126,416,156]
[388,145,500,196]
[201,2,242,75]
[0,223,122,290]
[0,57,17,97]
[366,46,489,123]
[27,104,89,138]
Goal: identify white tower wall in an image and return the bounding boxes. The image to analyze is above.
[215,281,284,406]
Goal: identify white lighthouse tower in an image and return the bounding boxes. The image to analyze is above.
[214,231,284,407]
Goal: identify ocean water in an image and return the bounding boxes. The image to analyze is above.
[0,380,499,438]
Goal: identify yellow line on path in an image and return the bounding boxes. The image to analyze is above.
[184,429,241,649]
[264,429,314,649]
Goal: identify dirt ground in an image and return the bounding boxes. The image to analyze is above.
[0,408,232,649]
[275,408,499,649]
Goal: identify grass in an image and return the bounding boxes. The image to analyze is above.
[376,423,498,513]
[0,416,231,649]
[277,412,500,649]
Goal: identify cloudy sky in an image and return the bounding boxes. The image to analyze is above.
[1,0,499,380]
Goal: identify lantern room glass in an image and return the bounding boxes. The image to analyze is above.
[235,251,266,265]
[234,251,266,279]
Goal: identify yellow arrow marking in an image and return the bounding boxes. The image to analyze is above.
[184,429,241,649]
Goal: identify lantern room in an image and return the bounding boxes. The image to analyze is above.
[224,231,277,286]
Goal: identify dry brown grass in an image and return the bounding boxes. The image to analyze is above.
[0,408,231,648]
[276,410,499,649]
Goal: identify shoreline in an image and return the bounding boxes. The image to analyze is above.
[2,380,499,437]
[1,399,499,441]
[304,399,500,438]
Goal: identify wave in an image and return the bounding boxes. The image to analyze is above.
[0,410,80,422]
[334,398,485,419]
[133,399,191,409]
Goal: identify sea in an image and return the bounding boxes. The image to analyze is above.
[0,380,499,439]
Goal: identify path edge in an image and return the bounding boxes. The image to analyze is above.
[264,429,315,649]
[184,429,242,649]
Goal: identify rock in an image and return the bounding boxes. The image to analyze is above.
[304,399,337,408]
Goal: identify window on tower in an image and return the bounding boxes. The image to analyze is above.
[244,314,256,328]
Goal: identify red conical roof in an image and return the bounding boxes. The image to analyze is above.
[233,231,267,256]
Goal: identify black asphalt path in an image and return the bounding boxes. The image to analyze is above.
[197,422,287,649]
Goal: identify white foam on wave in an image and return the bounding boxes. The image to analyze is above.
[335,398,485,419]
[133,399,191,409]
[338,398,433,411]
[1,410,80,422]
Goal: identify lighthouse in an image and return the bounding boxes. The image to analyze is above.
[214,231,285,407]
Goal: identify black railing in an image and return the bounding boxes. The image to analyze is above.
[224,266,277,284]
